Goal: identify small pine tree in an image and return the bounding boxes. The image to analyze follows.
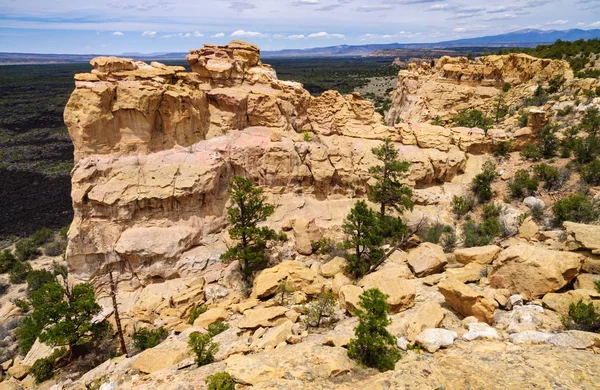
[472,161,498,203]
[189,333,218,366]
[304,291,336,327]
[342,201,384,278]
[221,176,282,283]
[368,138,413,220]
[347,288,400,372]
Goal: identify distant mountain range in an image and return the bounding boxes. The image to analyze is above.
[1,28,599,64]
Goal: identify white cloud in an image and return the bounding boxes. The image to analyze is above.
[193,31,204,37]
[230,29,268,38]
[142,31,157,37]
[212,32,226,38]
[112,31,124,36]
[307,31,345,39]
[544,19,569,25]
[288,34,306,39]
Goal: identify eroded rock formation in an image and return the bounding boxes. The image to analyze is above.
[64,41,468,283]
[385,53,574,125]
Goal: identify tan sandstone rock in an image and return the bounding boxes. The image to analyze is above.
[132,340,191,374]
[405,302,445,341]
[253,261,324,299]
[338,285,363,314]
[489,244,584,300]
[407,242,447,277]
[565,222,600,254]
[193,307,228,328]
[438,279,498,324]
[237,306,288,329]
[455,245,502,265]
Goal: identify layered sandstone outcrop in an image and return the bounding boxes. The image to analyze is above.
[385,53,574,125]
[64,41,467,284]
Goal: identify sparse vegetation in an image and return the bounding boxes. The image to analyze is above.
[30,348,64,384]
[462,218,502,247]
[552,193,599,225]
[533,163,561,190]
[189,304,208,325]
[347,288,400,372]
[0,249,16,274]
[206,372,236,390]
[207,322,229,337]
[417,221,456,252]
[9,260,32,284]
[451,195,475,219]
[492,141,512,158]
[132,327,168,351]
[581,159,600,186]
[189,332,218,366]
[304,291,336,327]
[563,300,600,333]
[472,161,499,203]
[509,170,539,199]
[452,109,494,132]
[342,201,383,278]
[277,280,294,306]
[221,176,285,283]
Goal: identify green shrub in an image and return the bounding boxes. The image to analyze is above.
[189,332,218,366]
[492,141,512,157]
[431,116,443,126]
[517,110,529,127]
[472,161,498,203]
[482,203,503,219]
[0,250,16,274]
[462,218,502,247]
[9,261,32,284]
[546,75,564,94]
[520,144,543,161]
[43,241,66,257]
[524,86,549,106]
[451,195,475,218]
[537,124,560,159]
[557,105,574,117]
[206,372,235,390]
[14,239,41,261]
[12,298,30,312]
[530,203,546,222]
[508,170,539,199]
[277,280,294,306]
[452,109,493,131]
[573,135,600,165]
[347,289,400,372]
[188,305,208,325]
[581,159,600,186]
[207,322,229,337]
[304,291,336,328]
[29,228,54,247]
[303,131,312,142]
[502,82,512,93]
[552,193,599,225]
[342,200,384,278]
[562,300,600,333]
[581,107,600,135]
[132,327,168,351]
[560,127,579,157]
[595,280,600,293]
[30,356,55,383]
[26,269,56,296]
[417,222,455,252]
[533,163,561,190]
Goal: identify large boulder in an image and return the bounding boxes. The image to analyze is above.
[438,279,498,324]
[252,261,324,298]
[407,243,447,277]
[489,244,584,300]
[193,307,228,328]
[541,290,599,315]
[132,340,191,374]
[454,245,501,265]
[565,222,600,254]
[293,219,322,255]
[414,328,458,353]
[405,301,445,341]
[320,257,348,278]
[359,268,415,312]
[237,306,288,329]
[338,285,363,314]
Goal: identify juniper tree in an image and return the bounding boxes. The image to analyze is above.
[221,176,283,283]
[347,288,400,371]
[369,138,413,220]
[342,201,384,278]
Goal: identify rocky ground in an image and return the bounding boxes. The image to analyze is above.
[1,41,600,389]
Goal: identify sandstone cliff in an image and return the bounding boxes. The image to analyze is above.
[385,53,574,125]
[64,41,467,284]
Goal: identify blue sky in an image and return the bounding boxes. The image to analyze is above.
[1,0,600,54]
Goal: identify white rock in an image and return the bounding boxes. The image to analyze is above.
[523,197,545,209]
[506,294,524,310]
[509,331,552,345]
[415,328,458,353]
[204,284,229,301]
[463,323,500,341]
[396,337,410,351]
